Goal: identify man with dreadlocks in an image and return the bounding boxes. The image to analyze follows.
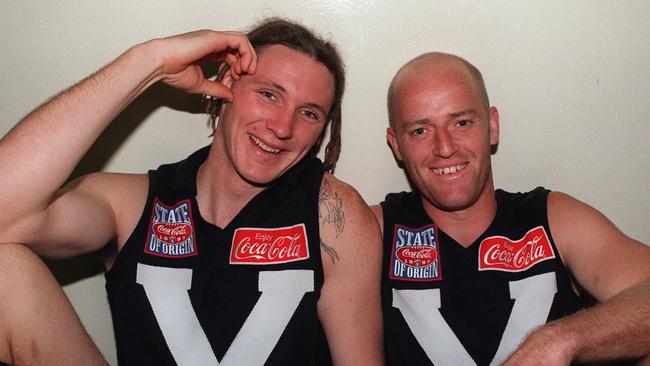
[0,18,383,365]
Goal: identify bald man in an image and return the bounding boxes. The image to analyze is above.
[372,53,650,365]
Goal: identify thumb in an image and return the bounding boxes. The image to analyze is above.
[194,79,233,101]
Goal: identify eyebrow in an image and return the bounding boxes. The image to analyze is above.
[306,102,328,117]
[401,109,479,131]
[449,109,478,119]
[401,119,430,132]
[409,118,430,125]
[254,79,287,93]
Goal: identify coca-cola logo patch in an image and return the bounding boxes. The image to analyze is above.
[395,246,437,268]
[390,224,442,282]
[144,198,198,258]
[478,226,555,272]
[153,223,192,244]
[230,224,310,265]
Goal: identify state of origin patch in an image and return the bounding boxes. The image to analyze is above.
[144,198,198,258]
[389,224,442,282]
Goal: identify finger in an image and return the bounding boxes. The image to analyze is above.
[222,53,240,80]
[222,52,238,66]
[233,56,243,77]
[194,79,234,101]
[243,38,257,74]
[218,32,257,75]
[180,30,256,76]
[238,36,257,74]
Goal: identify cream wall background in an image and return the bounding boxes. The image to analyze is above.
[1,1,648,363]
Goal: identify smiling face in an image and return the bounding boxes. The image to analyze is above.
[387,56,499,212]
[214,45,335,186]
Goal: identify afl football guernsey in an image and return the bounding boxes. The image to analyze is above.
[381,188,582,365]
[106,146,331,365]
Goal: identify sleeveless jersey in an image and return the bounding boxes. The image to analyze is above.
[105,146,331,365]
[381,187,582,366]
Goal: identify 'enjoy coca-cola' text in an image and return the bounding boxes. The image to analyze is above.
[230,224,310,265]
[478,226,555,272]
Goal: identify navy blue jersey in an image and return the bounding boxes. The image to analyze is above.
[106,146,331,365]
[381,188,582,365]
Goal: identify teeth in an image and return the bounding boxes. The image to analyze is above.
[249,134,280,154]
[433,163,467,175]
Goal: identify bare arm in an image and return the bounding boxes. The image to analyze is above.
[0,244,107,365]
[504,192,650,365]
[317,174,384,365]
[370,204,384,232]
[0,30,256,257]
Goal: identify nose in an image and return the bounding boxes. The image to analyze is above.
[266,109,294,139]
[433,129,459,158]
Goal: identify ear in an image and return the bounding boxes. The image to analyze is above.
[386,126,403,161]
[488,106,499,146]
[220,65,234,90]
[209,65,238,132]
[202,64,236,101]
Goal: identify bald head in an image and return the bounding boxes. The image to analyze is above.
[387,52,490,129]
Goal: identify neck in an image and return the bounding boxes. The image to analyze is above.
[421,178,497,247]
[196,138,264,228]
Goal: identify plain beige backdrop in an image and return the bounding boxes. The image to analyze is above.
[1,1,649,363]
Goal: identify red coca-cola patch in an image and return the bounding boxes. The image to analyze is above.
[478,226,555,272]
[153,223,192,244]
[396,246,437,268]
[230,224,310,265]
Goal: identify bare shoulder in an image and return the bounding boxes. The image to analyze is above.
[71,171,146,189]
[548,191,650,300]
[318,173,349,240]
[69,172,147,211]
[1,172,149,259]
[318,173,375,236]
[547,191,599,220]
[318,173,381,265]
[547,191,624,257]
[316,174,384,364]
[70,172,149,247]
[369,204,384,232]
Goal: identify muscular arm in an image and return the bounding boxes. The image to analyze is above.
[504,192,650,365]
[370,204,384,232]
[0,30,256,258]
[317,174,384,365]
